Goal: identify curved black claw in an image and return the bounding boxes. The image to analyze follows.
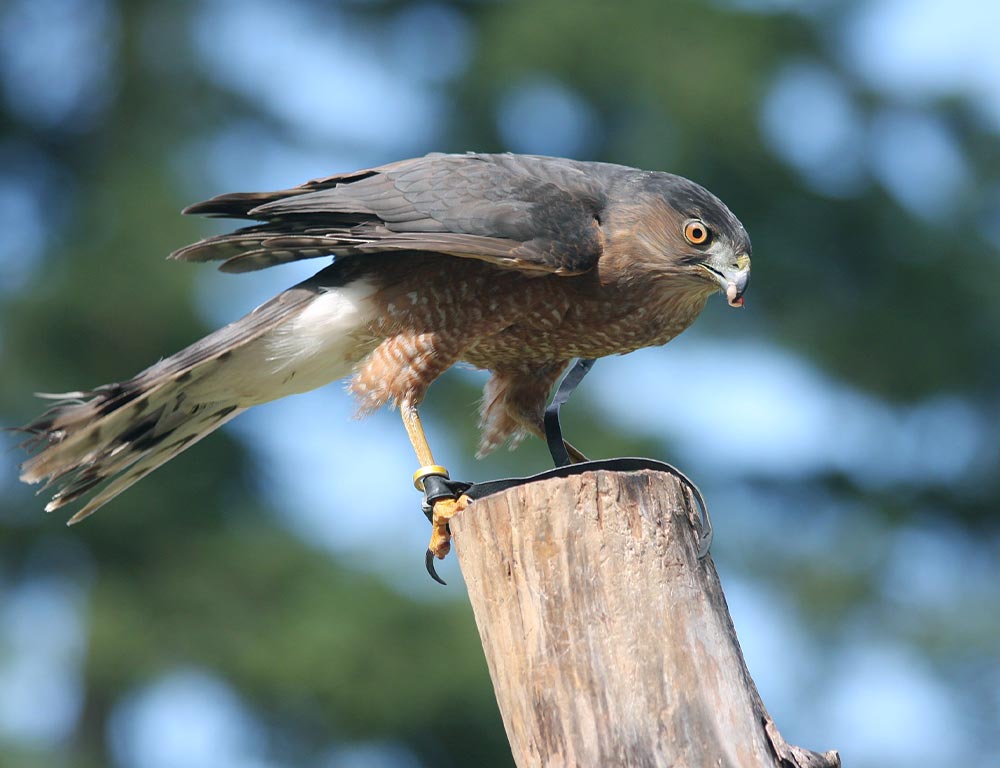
[425,549,447,586]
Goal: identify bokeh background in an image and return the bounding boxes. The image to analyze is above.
[1,0,998,766]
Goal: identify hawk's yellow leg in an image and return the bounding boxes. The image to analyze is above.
[402,405,470,561]
[564,440,589,464]
[402,404,436,467]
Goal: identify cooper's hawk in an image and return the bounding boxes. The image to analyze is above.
[16,152,751,562]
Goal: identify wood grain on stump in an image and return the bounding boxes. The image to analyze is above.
[451,469,839,768]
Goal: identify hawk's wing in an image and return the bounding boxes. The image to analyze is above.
[173,153,626,275]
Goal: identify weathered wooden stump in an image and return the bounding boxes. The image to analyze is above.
[451,469,840,768]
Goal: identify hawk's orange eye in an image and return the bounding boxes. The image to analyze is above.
[683,220,711,245]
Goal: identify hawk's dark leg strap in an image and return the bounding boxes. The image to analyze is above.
[420,458,714,583]
[418,359,713,584]
[544,358,596,467]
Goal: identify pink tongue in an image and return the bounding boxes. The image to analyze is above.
[726,283,744,308]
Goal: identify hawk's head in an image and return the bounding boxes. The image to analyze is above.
[631,174,752,308]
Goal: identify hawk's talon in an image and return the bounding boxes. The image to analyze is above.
[425,549,447,585]
[426,494,471,579]
[414,462,471,585]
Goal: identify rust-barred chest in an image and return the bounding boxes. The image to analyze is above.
[462,283,708,369]
[363,255,709,371]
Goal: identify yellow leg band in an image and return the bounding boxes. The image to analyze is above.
[413,464,450,491]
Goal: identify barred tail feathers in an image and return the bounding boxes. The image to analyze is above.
[18,277,378,522]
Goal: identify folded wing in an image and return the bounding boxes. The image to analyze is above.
[173,153,621,275]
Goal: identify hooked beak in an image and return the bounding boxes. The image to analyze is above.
[699,253,751,308]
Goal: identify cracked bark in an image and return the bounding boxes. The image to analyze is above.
[451,469,840,768]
